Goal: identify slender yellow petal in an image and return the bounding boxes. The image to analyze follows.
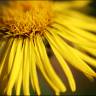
[55,13,96,31]
[35,39,60,94]
[29,39,41,95]
[70,0,90,8]
[7,38,23,95]
[78,46,96,57]
[84,74,94,82]
[36,35,66,92]
[68,47,96,81]
[50,42,76,92]
[50,24,96,48]
[53,0,90,12]
[65,26,96,42]
[29,46,35,92]
[53,2,73,12]
[0,38,13,76]
[45,31,96,77]
[23,39,30,95]
[15,65,22,95]
[8,39,18,74]
[55,35,96,77]
[51,24,96,57]
[15,44,23,95]
[72,48,96,68]
[67,10,96,23]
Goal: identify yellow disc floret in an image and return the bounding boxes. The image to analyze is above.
[0,1,53,37]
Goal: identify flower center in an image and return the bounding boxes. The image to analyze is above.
[0,1,53,37]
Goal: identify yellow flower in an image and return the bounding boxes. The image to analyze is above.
[0,0,96,95]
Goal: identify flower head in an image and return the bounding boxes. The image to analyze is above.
[0,1,53,36]
[0,0,96,95]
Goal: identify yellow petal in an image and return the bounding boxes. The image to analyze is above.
[35,38,60,94]
[49,24,96,48]
[0,38,13,78]
[36,35,66,92]
[23,39,30,95]
[72,48,96,68]
[15,64,22,95]
[7,38,23,95]
[55,12,96,32]
[8,39,18,74]
[29,39,41,95]
[45,31,96,78]
[50,42,76,92]
[66,26,96,42]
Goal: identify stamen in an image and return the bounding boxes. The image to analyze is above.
[0,1,53,37]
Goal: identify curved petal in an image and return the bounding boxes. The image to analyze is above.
[49,40,76,92]
[35,35,66,92]
[29,39,41,95]
[45,31,96,78]
[34,37,60,95]
[22,39,30,95]
[7,38,23,95]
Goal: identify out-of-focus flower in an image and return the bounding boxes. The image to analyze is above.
[0,0,96,95]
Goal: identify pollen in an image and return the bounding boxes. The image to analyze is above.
[0,1,53,37]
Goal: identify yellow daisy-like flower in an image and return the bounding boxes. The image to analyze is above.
[0,0,96,95]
